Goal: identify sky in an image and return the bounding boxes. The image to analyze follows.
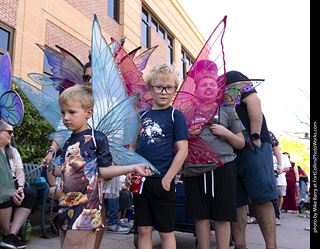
[178,0,310,137]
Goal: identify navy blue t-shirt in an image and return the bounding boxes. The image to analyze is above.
[136,106,190,177]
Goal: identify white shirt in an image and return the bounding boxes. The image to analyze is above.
[275,154,291,186]
[8,147,23,177]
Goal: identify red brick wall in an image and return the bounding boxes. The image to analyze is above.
[45,20,90,65]
[65,0,121,41]
[0,0,18,28]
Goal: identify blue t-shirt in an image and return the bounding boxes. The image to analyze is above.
[136,106,190,177]
[58,129,112,230]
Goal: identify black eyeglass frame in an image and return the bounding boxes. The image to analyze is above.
[151,86,177,94]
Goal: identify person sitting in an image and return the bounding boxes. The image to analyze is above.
[0,120,36,249]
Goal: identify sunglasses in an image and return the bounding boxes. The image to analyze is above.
[4,130,14,135]
[83,75,91,82]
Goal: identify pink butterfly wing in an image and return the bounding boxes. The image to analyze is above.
[111,38,154,111]
[173,16,227,165]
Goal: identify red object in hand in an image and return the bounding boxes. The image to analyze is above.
[129,173,142,193]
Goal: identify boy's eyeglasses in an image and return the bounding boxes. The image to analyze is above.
[4,130,14,135]
[151,86,177,94]
[83,75,91,82]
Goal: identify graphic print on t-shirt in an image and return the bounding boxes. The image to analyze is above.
[140,117,165,144]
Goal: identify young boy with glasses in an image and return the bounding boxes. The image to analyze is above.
[127,63,189,249]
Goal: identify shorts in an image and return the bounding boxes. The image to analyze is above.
[0,187,36,210]
[184,161,237,222]
[133,177,175,232]
[235,142,278,207]
[277,185,287,196]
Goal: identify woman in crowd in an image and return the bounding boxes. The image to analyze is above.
[0,120,36,249]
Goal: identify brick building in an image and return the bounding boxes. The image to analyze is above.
[0,0,205,92]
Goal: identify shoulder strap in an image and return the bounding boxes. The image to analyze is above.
[171,108,175,123]
[140,110,149,119]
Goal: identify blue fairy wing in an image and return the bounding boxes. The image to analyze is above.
[91,14,128,125]
[46,130,72,149]
[109,141,160,174]
[0,53,11,95]
[11,76,61,130]
[0,90,24,126]
[96,93,140,146]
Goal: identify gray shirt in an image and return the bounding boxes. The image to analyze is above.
[184,106,245,177]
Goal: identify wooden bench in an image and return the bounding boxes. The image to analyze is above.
[23,163,51,238]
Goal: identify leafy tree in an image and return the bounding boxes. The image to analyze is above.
[279,135,310,175]
[13,85,55,164]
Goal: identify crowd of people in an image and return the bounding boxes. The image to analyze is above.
[0,57,309,249]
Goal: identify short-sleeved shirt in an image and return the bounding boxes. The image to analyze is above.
[58,129,112,231]
[236,89,271,143]
[136,106,190,177]
[8,147,23,177]
[184,106,245,177]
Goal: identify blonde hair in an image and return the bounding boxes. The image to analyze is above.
[145,63,180,90]
[59,85,94,110]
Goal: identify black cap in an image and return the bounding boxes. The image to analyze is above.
[226,71,250,85]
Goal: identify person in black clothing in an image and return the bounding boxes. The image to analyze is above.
[226,71,278,249]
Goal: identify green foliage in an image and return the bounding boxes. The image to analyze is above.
[13,85,55,163]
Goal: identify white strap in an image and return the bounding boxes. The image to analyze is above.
[211,170,214,198]
[204,172,207,195]
[139,177,146,194]
[171,108,175,122]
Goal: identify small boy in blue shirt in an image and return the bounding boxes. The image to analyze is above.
[128,63,190,249]
[54,85,153,249]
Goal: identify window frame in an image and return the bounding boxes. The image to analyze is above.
[108,0,120,23]
[141,6,174,64]
[181,49,194,78]
[0,22,14,58]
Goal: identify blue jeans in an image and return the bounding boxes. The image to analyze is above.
[298,181,306,200]
[104,197,119,225]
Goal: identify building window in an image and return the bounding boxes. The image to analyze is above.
[181,49,194,78]
[142,6,174,63]
[0,23,14,60]
[108,0,119,23]
[141,8,149,47]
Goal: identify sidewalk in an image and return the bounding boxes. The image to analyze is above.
[7,212,310,249]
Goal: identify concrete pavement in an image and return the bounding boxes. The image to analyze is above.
[4,211,310,249]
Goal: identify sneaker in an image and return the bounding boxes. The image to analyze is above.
[275,218,281,226]
[1,233,26,249]
[247,217,258,224]
[119,218,129,224]
[107,223,130,234]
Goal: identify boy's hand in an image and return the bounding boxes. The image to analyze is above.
[133,164,154,177]
[52,163,62,177]
[190,127,202,136]
[125,173,132,188]
[210,124,228,137]
[42,153,54,169]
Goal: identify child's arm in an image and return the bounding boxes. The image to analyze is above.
[99,163,153,179]
[210,124,245,150]
[162,139,188,191]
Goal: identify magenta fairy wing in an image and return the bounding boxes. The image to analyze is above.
[186,134,223,165]
[111,38,154,111]
[0,53,11,95]
[36,44,84,90]
[0,90,24,126]
[173,16,227,132]
[172,16,227,165]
